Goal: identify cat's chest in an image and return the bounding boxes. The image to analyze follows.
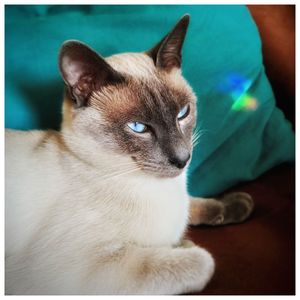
[56,173,190,249]
[121,174,190,247]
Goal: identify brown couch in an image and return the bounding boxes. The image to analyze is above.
[188,5,295,295]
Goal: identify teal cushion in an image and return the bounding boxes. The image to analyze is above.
[5,5,295,197]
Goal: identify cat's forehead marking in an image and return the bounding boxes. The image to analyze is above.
[91,83,163,123]
[90,76,190,126]
[107,53,157,78]
[89,52,196,125]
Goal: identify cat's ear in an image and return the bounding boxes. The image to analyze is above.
[147,14,190,72]
[59,40,124,107]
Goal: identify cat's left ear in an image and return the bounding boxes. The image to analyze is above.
[59,40,124,108]
[147,14,190,72]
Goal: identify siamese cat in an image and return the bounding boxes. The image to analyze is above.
[5,15,254,295]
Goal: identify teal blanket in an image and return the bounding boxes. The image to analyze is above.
[5,5,295,197]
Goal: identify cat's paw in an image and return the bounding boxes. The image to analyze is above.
[218,192,254,225]
[189,193,254,226]
[180,246,215,294]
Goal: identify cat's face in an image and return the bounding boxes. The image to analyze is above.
[59,15,196,178]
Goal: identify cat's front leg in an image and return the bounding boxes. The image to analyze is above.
[120,244,215,294]
[83,243,214,295]
[189,192,254,226]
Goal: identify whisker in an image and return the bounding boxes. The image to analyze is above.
[99,165,138,178]
[192,129,210,142]
[101,162,137,172]
[192,140,201,148]
[192,132,205,145]
[99,167,141,182]
[192,128,214,146]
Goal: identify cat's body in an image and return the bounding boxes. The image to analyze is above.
[6,129,200,294]
[5,16,253,294]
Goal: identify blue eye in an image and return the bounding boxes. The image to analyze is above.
[177,105,190,120]
[127,122,147,133]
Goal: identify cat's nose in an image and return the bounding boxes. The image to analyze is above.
[168,153,190,169]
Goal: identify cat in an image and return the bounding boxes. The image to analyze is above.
[5,15,254,295]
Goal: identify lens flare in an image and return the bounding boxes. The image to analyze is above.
[218,73,259,111]
[231,93,258,111]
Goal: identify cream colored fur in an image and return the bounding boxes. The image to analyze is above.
[5,53,215,295]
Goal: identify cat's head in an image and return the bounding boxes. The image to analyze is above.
[59,15,197,178]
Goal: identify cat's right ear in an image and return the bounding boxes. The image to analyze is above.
[59,40,124,108]
[147,14,190,72]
